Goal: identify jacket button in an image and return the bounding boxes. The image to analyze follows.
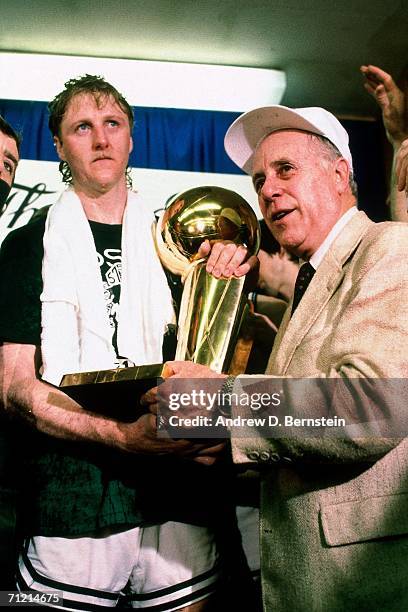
[260,451,271,461]
[247,451,260,460]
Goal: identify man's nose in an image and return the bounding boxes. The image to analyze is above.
[260,176,282,201]
[93,126,108,148]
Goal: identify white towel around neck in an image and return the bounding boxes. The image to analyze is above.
[41,188,175,385]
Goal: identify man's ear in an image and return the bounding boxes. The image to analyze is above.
[334,158,350,194]
[129,136,133,155]
[54,136,65,161]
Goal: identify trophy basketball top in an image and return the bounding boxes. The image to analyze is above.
[156,185,260,276]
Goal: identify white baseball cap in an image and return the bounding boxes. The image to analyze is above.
[224,105,353,174]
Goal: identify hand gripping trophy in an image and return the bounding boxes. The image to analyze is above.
[156,186,260,373]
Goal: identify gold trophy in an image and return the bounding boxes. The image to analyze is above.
[60,186,259,414]
[156,186,260,373]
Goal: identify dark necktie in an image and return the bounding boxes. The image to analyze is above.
[291,262,315,316]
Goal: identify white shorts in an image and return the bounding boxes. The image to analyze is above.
[17,522,220,610]
[236,506,260,581]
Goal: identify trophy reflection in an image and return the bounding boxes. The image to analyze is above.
[156,186,260,373]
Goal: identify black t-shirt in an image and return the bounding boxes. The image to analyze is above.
[88,220,130,365]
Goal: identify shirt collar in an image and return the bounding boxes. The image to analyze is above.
[309,206,358,270]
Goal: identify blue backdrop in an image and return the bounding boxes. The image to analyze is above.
[0,99,387,221]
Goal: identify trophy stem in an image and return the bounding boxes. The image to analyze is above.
[176,262,245,373]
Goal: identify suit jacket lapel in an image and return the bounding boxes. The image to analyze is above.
[267,211,372,375]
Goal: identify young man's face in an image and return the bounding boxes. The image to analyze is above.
[54,92,133,194]
[0,130,19,188]
[252,130,350,259]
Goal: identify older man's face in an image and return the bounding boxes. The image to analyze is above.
[252,130,348,259]
[0,130,19,188]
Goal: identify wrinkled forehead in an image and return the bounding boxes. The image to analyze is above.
[253,129,315,166]
[64,91,128,120]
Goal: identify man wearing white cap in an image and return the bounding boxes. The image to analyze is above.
[149,105,408,610]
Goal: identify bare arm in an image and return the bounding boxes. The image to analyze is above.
[360,64,407,147]
[0,342,220,461]
[1,342,121,444]
[361,64,408,221]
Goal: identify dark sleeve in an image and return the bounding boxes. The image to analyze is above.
[0,218,46,344]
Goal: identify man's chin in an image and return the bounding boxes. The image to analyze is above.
[90,172,125,192]
[273,233,305,257]
[268,225,295,247]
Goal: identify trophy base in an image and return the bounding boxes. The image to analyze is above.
[60,364,164,422]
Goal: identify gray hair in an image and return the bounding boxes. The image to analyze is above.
[309,134,358,198]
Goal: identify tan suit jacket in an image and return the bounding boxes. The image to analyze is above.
[231,211,408,611]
